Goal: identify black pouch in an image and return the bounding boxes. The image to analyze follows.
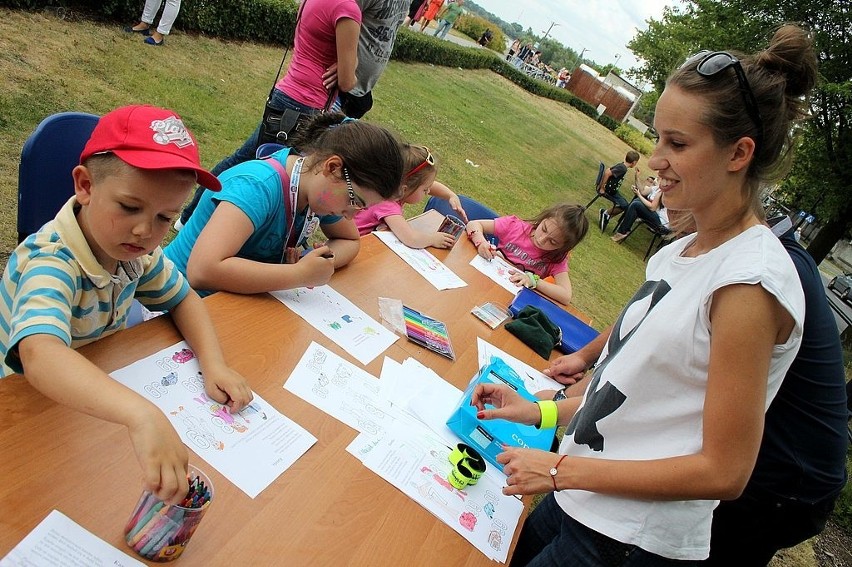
[339,90,373,119]
[258,102,310,148]
[505,306,563,359]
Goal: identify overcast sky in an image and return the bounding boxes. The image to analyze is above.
[473,0,683,72]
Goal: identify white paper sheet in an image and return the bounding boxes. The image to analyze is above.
[269,284,398,365]
[0,510,144,567]
[469,254,522,295]
[111,343,316,498]
[352,426,522,563]
[477,337,563,394]
[372,231,467,290]
[284,342,398,438]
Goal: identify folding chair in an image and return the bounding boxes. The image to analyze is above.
[17,111,99,243]
[583,161,607,210]
[617,219,671,261]
[17,111,148,327]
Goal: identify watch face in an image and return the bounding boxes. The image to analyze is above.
[553,389,567,401]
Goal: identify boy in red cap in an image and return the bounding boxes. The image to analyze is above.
[0,105,252,504]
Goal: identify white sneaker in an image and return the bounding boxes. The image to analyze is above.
[174,218,184,231]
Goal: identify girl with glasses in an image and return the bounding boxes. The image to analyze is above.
[471,25,817,565]
[164,113,404,297]
[354,145,469,248]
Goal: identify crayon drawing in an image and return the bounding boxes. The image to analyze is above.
[270,285,398,365]
[373,231,467,290]
[111,342,317,498]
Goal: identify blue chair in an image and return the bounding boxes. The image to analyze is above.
[17,111,148,328]
[17,112,99,243]
[583,161,607,210]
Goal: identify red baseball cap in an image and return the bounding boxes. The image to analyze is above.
[80,105,221,191]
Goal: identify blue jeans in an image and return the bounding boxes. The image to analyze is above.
[510,494,699,567]
[179,89,321,223]
[600,191,629,213]
[433,19,452,39]
[615,199,664,236]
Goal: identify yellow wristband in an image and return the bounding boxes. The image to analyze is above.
[536,400,558,429]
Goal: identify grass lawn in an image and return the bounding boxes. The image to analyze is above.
[0,7,652,328]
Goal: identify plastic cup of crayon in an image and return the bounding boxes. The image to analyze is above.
[438,215,466,241]
[124,465,214,562]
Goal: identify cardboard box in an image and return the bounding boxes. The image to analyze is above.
[446,357,556,471]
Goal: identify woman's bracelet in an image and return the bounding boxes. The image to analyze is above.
[535,400,558,429]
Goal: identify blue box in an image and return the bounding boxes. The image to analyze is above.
[446,357,556,471]
[509,287,599,353]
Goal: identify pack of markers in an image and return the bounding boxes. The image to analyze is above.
[402,304,455,360]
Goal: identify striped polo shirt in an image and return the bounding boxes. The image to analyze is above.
[0,197,189,376]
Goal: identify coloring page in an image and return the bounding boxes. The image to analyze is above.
[284,342,396,439]
[469,254,522,295]
[0,510,145,567]
[372,231,467,290]
[356,426,522,563]
[269,284,398,365]
[111,342,316,498]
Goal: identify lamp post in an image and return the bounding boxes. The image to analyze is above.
[613,53,621,68]
[574,47,589,71]
[541,21,559,44]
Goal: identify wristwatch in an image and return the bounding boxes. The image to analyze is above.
[552,388,567,401]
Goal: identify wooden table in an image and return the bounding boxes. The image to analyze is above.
[0,218,590,565]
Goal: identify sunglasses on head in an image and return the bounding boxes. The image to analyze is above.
[343,167,366,210]
[406,146,435,178]
[683,50,764,148]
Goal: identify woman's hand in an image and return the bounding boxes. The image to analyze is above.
[470,383,540,425]
[499,447,566,496]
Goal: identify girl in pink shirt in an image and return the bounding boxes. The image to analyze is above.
[355,145,468,248]
[465,204,588,305]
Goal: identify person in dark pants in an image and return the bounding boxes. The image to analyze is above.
[704,217,849,566]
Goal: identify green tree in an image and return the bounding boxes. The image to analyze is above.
[628,0,851,263]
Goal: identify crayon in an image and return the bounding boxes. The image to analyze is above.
[127,500,165,542]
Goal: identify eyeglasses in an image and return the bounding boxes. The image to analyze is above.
[343,167,366,210]
[405,146,435,178]
[685,51,764,148]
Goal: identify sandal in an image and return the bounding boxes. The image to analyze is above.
[144,36,164,46]
[123,25,151,35]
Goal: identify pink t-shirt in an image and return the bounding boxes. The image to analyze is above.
[355,201,403,236]
[493,215,569,278]
[277,0,362,109]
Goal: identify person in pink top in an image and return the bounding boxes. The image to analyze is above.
[355,145,468,248]
[178,0,361,225]
[465,204,588,305]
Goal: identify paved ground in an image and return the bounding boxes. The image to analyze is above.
[411,21,482,49]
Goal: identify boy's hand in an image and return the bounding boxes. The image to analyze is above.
[296,246,336,287]
[203,363,253,412]
[431,231,456,249]
[127,407,189,504]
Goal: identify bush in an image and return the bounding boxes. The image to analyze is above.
[453,13,505,54]
[597,114,619,132]
[615,124,656,156]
